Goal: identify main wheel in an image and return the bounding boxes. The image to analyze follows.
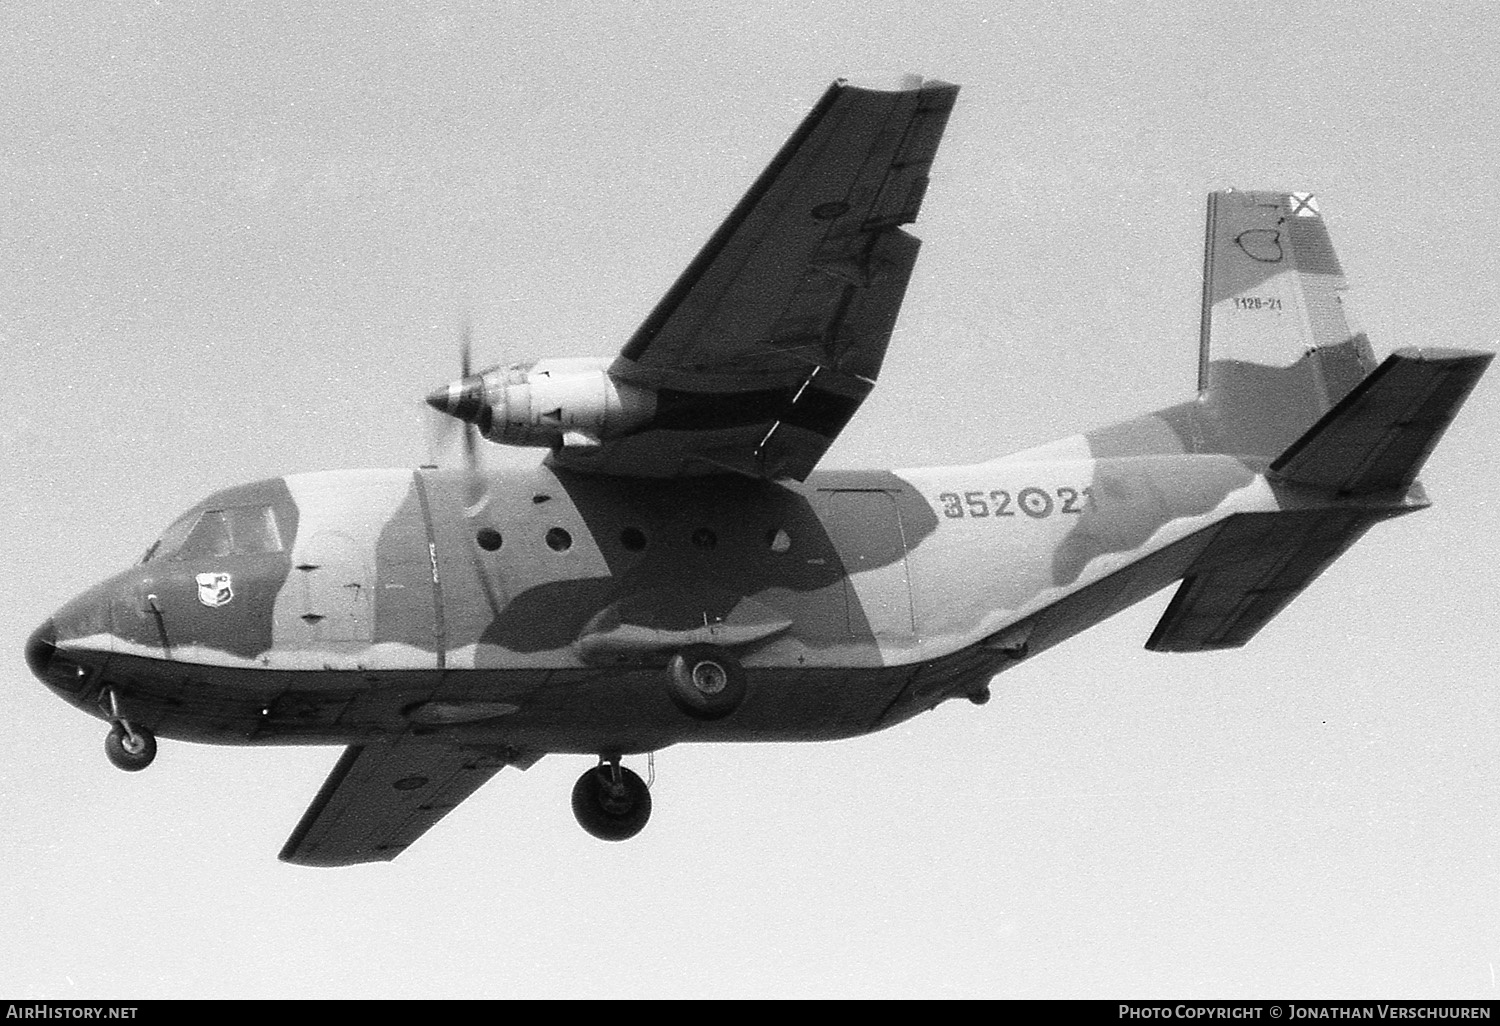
[105,724,156,772]
[570,764,652,841]
[665,645,746,720]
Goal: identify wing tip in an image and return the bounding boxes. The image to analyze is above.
[278,847,401,868]
[835,72,957,94]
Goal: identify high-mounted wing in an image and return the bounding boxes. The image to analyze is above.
[279,741,534,867]
[559,75,959,480]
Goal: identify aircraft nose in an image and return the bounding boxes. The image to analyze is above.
[24,619,57,682]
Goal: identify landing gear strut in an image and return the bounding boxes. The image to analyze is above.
[102,690,156,772]
[571,758,651,841]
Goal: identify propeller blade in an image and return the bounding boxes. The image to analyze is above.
[462,410,478,468]
[422,399,456,464]
[459,318,472,380]
[425,316,492,503]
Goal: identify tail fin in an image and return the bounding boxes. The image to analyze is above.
[1142,193,1494,653]
[1147,347,1491,652]
[1196,190,1379,459]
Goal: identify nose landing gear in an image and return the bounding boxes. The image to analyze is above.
[570,758,651,841]
[102,689,156,772]
[105,723,157,771]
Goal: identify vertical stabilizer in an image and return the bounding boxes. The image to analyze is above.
[1196,190,1378,459]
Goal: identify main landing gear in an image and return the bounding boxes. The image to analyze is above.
[664,645,746,720]
[102,689,156,772]
[571,758,651,841]
[568,644,745,841]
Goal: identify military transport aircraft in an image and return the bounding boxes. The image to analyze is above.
[24,76,1492,866]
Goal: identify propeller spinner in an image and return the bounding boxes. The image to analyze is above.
[425,376,494,437]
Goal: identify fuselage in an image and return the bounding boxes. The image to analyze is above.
[29,441,1290,757]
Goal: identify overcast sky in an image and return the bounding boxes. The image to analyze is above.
[4,0,1498,999]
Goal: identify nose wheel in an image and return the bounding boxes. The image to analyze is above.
[571,758,651,841]
[102,689,156,772]
[105,723,156,772]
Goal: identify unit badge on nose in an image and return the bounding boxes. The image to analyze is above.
[196,572,234,608]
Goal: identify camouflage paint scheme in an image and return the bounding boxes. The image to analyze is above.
[33,396,1468,759]
[25,78,1492,865]
[31,452,1260,745]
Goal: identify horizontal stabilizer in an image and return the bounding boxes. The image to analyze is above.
[1145,510,1377,652]
[1269,347,1493,494]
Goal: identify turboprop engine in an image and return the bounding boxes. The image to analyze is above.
[427,356,657,450]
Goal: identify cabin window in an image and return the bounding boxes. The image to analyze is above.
[620,526,647,552]
[476,527,503,551]
[545,527,572,552]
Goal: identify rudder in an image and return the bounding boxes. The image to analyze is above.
[1196,190,1379,459]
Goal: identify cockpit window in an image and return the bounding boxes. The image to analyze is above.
[143,511,204,563]
[143,505,285,562]
[181,510,233,559]
[229,505,284,555]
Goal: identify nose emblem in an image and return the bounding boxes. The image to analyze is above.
[196,572,234,608]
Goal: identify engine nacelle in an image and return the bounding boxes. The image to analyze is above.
[428,356,657,450]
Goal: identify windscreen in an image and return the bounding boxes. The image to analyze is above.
[142,505,285,562]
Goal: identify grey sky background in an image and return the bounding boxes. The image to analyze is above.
[4,0,1498,999]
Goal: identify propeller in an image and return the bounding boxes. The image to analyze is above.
[424,322,516,587]
[424,318,487,472]
[457,320,478,468]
